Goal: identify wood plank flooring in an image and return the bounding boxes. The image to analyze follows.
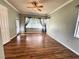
[4,33,79,59]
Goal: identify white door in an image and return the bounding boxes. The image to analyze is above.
[0,4,10,44]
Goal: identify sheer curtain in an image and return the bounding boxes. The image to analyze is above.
[25,17,48,33]
[26,18,42,29]
[40,19,47,32]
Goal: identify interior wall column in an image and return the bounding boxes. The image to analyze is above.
[19,15,25,33]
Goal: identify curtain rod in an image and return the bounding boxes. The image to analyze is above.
[19,14,50,19]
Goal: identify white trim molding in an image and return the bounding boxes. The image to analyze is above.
[10,34,17,40]
[49,0,74,15]
[3,34,17,45]
[4,0,19,12]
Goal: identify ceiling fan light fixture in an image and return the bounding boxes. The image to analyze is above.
[27,0,43,12]
[34,8,37,10]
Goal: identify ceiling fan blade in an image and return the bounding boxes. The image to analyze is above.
[27,7,34,8]
[27,0,43,11]
[38,8,42,11]
[31,1,38,6]
[38,5,43,8]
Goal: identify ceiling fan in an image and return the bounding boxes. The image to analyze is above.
[27,1,43,11]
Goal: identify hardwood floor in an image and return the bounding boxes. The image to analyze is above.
[4,33,79,59]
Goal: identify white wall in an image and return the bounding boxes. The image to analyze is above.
[47,0,79,55]
[0,46,5,59]
[0,28,5,59]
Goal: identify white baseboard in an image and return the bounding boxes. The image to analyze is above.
[3,39,10,45]
[3,34,17,45]
[47,32,79,56]
[10,34,17,40]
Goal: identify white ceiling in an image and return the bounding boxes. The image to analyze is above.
[7,0,69,15]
